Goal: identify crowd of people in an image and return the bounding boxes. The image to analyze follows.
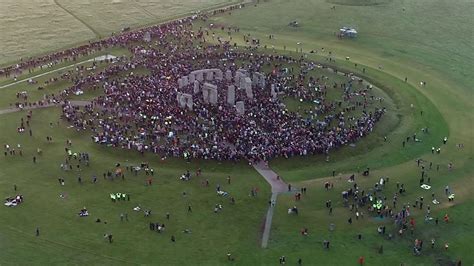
[1,2,385,162]
[49,14,385,162]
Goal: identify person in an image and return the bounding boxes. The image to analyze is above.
[358,256,365,265]
[171,235,176,242]
[107,234,113,243]
[301,228,308,236]
[279,256,286,264]
[444,214,449,223]
[36,227,40,236]
[323,240,330,249]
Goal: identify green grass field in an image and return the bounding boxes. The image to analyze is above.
[0,0,473,265]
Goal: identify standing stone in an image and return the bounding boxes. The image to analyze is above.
[244,77,253,99]
[179,94,187,108]
[235,101,245,115]
[195,71,204,82]
[202,87,209,103]
[182,76,189,87]
[214,69,223,80]
[225,70,232,81]
[259,76,266,88]
[143,31,151,42]
[244,77,252,87]
[187,98,193,111]
[253,72,265,88]
[236,68,248,77]
[203,83,217,104]
[271,86,277,99]
[235,71,245,87]
[206,70,214,81]
[184,94,193,111]
[193,80,200,94]
[234,72,245,89]
[209,88,218,105]
[227,85,235,105]
[252,72,259,87]
[189,73,195,83]
[234,73,240,87]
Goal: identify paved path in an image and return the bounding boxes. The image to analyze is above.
[253,161,288,193]
[252,161,289,248]
[0,100,91,115]
[0,55,116,90]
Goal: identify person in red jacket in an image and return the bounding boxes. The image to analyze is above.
[410,217,416,228]
[444,214,450,223]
